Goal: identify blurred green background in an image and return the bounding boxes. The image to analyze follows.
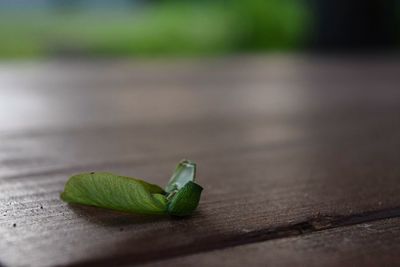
[0,0,310,59]
[1,0,399,59]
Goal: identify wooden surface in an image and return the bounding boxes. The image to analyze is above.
[1,56,400,267]
[144,217,400,267]
[144,218,400,267]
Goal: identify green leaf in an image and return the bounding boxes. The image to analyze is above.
[167,181,203,217]
[61,172,168,215]
[165,159,196,193]
[60,160,203,217]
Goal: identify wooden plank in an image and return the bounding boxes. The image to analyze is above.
[1,57,400,266]
[1,57,400,180]
[2,112,397,180]
[1,56,399,132]
[142,217,400,267]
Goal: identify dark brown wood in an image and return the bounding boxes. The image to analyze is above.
[1,56,400,267]
[142,217,400,267]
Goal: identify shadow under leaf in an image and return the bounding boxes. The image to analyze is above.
[68,204,170,226]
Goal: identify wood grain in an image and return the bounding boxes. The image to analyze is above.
[1,56,400,267]
[142,217,400,267]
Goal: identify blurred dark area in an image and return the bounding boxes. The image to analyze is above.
[0,0,399,59]
[310,0,399,51]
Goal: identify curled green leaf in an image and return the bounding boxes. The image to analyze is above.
[60,160,203,217]
[167,181,203,216]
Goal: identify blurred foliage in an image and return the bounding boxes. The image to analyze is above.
[230,0,309,50]
[0,0,310,58]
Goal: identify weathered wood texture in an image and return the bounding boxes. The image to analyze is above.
[143,217,400,267]
[1,56,400,267]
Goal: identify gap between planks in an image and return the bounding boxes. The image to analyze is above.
[63,206,400,267]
